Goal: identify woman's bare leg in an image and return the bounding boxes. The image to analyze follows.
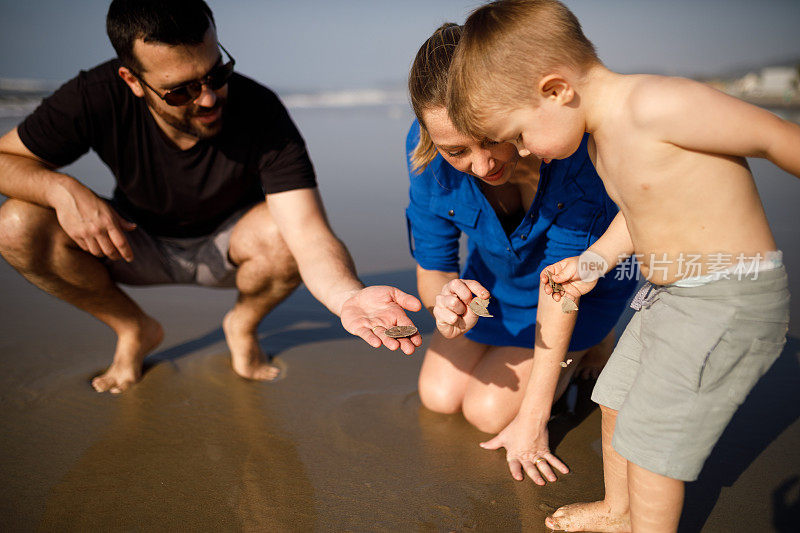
[417,332,489,414]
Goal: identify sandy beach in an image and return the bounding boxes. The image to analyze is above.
[0,105,799,532]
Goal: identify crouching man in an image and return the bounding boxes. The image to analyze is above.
[0,0,421,393]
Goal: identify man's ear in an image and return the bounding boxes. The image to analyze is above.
[118,66,145,98]
[538,74,574,105]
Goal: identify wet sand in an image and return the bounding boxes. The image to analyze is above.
[0,111,799,530]
[1,262,798,531]
[0,265,603,531]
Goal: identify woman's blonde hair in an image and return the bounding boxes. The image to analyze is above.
[407,23,463,174]
[448,0,599,139]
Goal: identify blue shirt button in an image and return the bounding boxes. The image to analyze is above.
[448,209,455,216]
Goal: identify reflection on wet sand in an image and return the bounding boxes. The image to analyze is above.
[39,354,316,530]
[0,274,798,531]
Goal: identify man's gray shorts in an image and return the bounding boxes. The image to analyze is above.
[592,266,790,481]
[103,205,254,287]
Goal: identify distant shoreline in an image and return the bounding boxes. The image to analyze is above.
[736,94,800,109]
[1,89,798,118]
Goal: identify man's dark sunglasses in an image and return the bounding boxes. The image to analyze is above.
[131,43,235,106]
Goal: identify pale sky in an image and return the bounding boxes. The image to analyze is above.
[1,0,799,92]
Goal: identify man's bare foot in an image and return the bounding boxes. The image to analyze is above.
[545,501,630,532]
[92,315,164,394]
[223,309,281,381]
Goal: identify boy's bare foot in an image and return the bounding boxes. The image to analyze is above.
[92,315,164,394]
[545,501,630,532]
[223,309,281,381]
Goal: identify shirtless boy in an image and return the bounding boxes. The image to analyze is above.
[447,0,798,531]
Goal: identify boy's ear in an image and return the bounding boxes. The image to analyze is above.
[538,74,574,105]
[118,66,146,98]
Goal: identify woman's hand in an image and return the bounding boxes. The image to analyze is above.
[480,415,569,485]
[432,279,491,338]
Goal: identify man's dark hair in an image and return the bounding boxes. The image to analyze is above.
[107,0,216,72]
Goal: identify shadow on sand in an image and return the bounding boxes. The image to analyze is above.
[141,268,429,373]
[136,269,800,531]
[680,335,800,532]
[549,376,600,449]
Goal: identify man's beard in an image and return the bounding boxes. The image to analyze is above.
[144,92,226,140]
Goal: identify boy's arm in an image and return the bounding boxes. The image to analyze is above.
[584,211,635,274]
[480,281,573,484]
[544,211,634,301]
[634,77,800,177]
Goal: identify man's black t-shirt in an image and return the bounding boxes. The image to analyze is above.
[18,59,317,237]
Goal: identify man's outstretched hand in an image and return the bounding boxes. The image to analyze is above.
[340,285,423,355]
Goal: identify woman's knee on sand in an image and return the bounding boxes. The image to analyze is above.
[418,353,469,415]
[419,369,523,432]
[462,384,522,434]
[417,334,491,415]
[418,340,532,433]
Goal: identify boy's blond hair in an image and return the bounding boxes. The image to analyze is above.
[407,23,463,174]
[447,0,599,139]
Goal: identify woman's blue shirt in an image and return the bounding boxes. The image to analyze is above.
[405,120,637,350]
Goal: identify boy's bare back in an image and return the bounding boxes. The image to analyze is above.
[576,70,789,283]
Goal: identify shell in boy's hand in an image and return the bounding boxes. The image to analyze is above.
[546,271,566,296]
[561,297,579,313]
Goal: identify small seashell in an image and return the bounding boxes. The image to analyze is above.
[545,271,565,296]
[561,297,578,313]
[469,297,494,318]
[384,325,418,338]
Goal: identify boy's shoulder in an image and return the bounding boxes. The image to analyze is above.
[624,75,719,129]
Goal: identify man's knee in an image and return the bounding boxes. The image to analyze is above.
[0,199,60,260]
[270,241,301,287]
[257,241,301,289]
[230,205,300,285]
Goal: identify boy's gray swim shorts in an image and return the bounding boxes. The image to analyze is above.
[592,266,790,481]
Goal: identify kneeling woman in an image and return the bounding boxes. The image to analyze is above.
[406,24,637,484]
